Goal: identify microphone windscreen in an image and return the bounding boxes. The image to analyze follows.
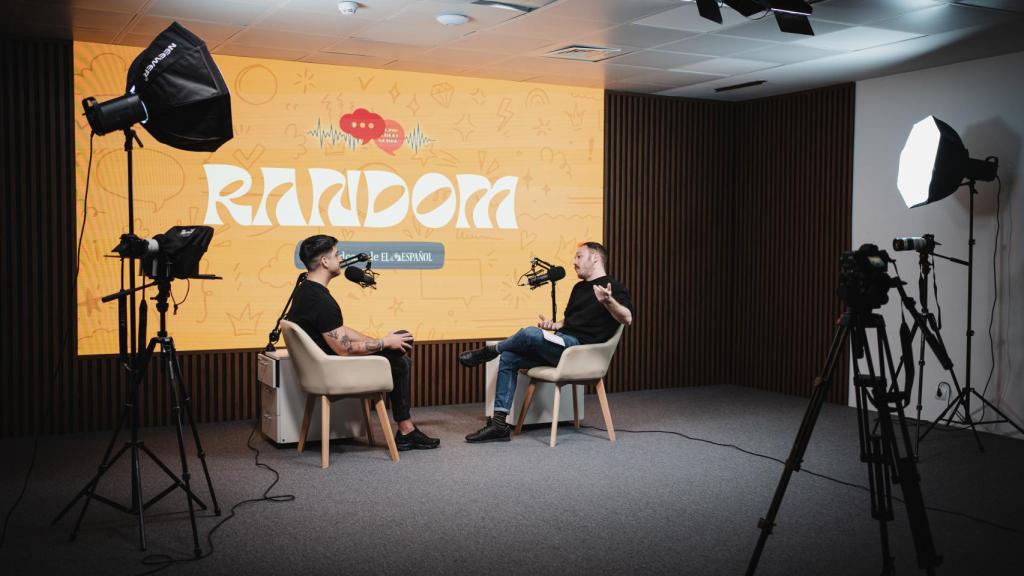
[548,266,566,282]
[344,266,365,284]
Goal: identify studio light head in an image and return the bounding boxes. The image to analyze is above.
[695,0,815,35]
[897,115,998,208]
[81,22,233,151]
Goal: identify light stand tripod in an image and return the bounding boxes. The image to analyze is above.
[54,273,222,556]
[920,181,1024,447]
[747,246,941,576]
[891,241,967,458]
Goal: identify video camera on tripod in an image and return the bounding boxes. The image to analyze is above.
[112,225,215,280]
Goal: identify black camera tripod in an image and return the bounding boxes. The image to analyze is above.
[53,274,220,557]
[747,305,941,576]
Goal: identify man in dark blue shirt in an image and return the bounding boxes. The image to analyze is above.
[288,235,439,451]
[459,242,633,443]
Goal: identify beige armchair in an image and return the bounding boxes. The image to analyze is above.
[279,320,400,467]
[515,324,625,447]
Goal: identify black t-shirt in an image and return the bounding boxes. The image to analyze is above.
[286,281,343,355]
[560,276,633,345]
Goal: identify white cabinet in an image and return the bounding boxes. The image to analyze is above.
[258,349,365,444]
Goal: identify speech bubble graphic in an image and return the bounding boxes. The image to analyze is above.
[375,119,405,155]
[340,108,385,143]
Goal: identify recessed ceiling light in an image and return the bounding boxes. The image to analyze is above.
[437,13,470,26]
[338,1,359,15]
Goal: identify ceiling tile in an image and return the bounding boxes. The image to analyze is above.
[323,38,426,59]
[280,0,408,20]
[403,0,524,26]
[792,26,923,51]
[70,7,134,30]
[657,34,776,56]
[213,43,311,61]
[737,43,843,64]
[386,59,474,75]
[462,68,538,82]
[633,3,750,33]
[872,3,1010,34]
[73,26,121,44]
[954,0,1024,11]
[448,32,556,53]
[69,0,152,13]
[125,16,244,45]
[810,0,942,26]
[494,14,610,39]
[224,28,340,52]
[354,12,478,46]
[675,57,779,75]
[714,17,850,42]
[606,49,709,69]
[302,52,395,68]
[251,8,376,37]
[402,47,508,67]
[524,74,606,88]
[538,0,679,24]
[624,68,724,86]
[573,24,697,49]
[147,0,268,27]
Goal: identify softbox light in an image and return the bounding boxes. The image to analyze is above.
[83,22,232,152]
[897,116,997,208]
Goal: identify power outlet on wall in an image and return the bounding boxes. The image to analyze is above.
[935,382,951,401]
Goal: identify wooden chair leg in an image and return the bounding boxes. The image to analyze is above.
[572,384,580,429]
[595,378,616,442]
[550,384,561,448]
[515,381,537,435]
[298,394,315,453]
[321,395,331,468]
[361,397,374,447]
[374,393,400,462]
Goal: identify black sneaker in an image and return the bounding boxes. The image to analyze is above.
[458,346,499,368]
[465,421,511,443]
[395,427,440,451]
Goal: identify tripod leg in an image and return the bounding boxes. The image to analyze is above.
[968,389,1024,434]
[170,343,221,515]
[53,381,136,527]
[878,323,942,574]
[162,340,203,558]
[746,318,849,576]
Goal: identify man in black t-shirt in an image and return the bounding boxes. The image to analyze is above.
[287,235,439,451]
[459,242,633,443]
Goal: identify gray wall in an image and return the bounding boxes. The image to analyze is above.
[853,50,1024,438]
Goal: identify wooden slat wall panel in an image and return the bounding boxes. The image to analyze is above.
[731,84,853,404]
[603,92,736,394]
[1,38,853,438]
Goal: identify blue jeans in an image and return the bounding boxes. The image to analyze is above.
[493,327,579,413]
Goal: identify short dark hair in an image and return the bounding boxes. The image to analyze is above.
[580,241,608,269]
[299,235,337,270]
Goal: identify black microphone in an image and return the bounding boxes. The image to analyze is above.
[344,265,377,288]
[527,266,565,288]
[339,252,371,267]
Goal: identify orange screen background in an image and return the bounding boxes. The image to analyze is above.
[74,41,604,355]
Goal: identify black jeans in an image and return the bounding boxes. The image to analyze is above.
[374,349,412,422]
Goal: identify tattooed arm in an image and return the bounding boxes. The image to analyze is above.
[322,326,383,356]
[322,326,413,356]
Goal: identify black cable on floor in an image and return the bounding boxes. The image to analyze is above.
[0,134,95,550]
[136,421,295,575]
[580,425,1024,536]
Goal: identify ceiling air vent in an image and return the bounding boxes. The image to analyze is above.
[544,45,622,62]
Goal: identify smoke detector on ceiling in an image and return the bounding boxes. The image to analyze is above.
[436,13,470,26]
[338,1,359,15]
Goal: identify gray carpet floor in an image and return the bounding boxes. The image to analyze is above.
[1,385,1021,576]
